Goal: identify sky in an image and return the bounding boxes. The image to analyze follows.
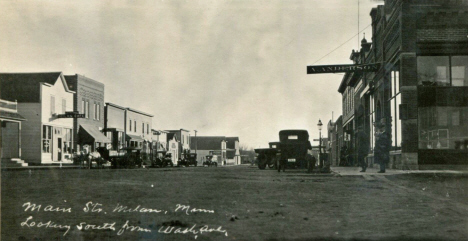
[0,0,383,148]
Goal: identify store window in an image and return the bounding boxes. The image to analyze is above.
[418,56,468,86]
[63,128,72,154]
[42,125,52,153]
[389,70,402,150]
[419,106,468,149]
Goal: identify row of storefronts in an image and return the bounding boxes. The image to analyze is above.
[326,0,468,169]
[0,72,241,166]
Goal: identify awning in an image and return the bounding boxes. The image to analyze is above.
[126,133,144,142]
[0,110,26,121]
[79,124,111,144]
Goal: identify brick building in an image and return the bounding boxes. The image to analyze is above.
[65,74,109,152]
[338,0,468,169]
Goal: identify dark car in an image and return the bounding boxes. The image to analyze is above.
[254,146,278,170]
[152,152,174,167]
[278,130,312,170]
[178,153,198,167]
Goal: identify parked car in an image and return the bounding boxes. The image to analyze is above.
[203,155,217,167]
[97,146,142,169]
[178,153,198,167]
[152,152,174,167]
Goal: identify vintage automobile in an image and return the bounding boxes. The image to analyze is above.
[254,145,278,170]
[203,155,217,167]
[277,129,312,171]
[178,153,198,167]
[97,146,142,168]
[152,152,174,167]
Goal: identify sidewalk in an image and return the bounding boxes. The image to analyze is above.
[332,166,468,176]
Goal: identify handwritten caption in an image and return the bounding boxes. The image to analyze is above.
[20,202,228,239]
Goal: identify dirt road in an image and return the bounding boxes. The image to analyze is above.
[2,165,467,240]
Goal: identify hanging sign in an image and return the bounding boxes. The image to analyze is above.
[57,111,85,118]
[307,63,380,74]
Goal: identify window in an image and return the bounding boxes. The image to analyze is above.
[84,101,89,118]
[419,106,468,149]
[93,103,97,120]
[97,104,100,121]
[42,125,52,153]
[288,135,298,140]
[50,96,55,115]
[389,70,402,150]
[62,99,66,114]
[63,128,72,154]
[81,100,85,114]
[418,56,468,86]
[129,119,132,132]
[134,120,136,132]
[142,122,144,134]
[147,124,149,134]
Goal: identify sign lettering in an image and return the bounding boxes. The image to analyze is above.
[306,63,380,74]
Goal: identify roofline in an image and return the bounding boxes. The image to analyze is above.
[64,74,105,88]
[126,108,154,117]
[167,129,190,132]
[106,102,126,110]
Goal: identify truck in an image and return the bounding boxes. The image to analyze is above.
[254,142,280,170]
[277,130,312,170]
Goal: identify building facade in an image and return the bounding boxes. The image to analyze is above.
[104,102,126,151]
[338,0,468,169]
[0,99,27,167]
[167,129,191,158]
[0,72,74,164]
[65,74,109,152]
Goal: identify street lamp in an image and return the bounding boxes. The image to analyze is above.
[317,119,323,168]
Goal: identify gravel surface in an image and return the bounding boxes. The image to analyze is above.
[2,166,467,241]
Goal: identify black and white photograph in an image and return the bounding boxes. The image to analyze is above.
[1,0,468,240]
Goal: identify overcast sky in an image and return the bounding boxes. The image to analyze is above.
[0,0,382,148]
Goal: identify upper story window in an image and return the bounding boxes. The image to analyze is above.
[62,99,66,114]
[50,95,55,115]
[142,122,144,134]
[134,120,137,132]
[129,119,132,132]
[147,124,149,134]
[418,56,468,86]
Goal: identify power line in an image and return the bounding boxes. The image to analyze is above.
[310,24,372,65]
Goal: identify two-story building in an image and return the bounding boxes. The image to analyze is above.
[0,99,27,167]
[152,129,168,159]
[0,72,75,164]
[65,74,109,152]
[104,102,126,150]
[338,0,468,169]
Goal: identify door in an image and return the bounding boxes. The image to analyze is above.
[1,121,20,159]
[57,138,62,161]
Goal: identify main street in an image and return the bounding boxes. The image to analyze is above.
[2,166,467,241]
